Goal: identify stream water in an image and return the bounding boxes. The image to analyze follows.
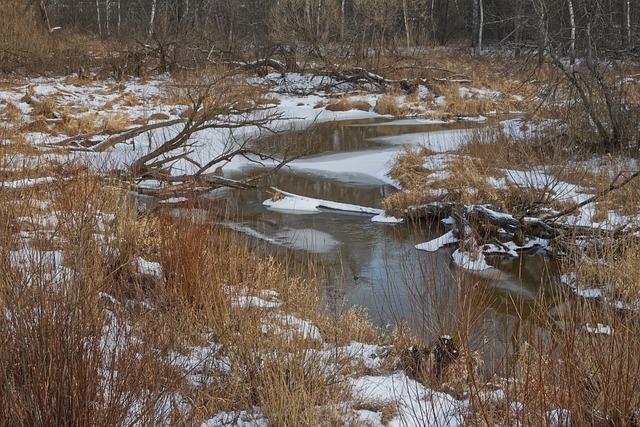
[211,118,560,360]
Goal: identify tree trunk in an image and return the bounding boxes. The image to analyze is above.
[305,0,312,27]
[626,0,632,48]
[478,0,483,53]
[148,0,157,39]
[514,0,523,56]
[535,0,548,66]
[95,0,102,36]
[105,0,110,35]
[568,0,576,64]
[430,0,436,40]
[341,0,346,40]
[472,0,478,52]
[316,0,322,37]
[38,0,53,33]
[441,0,449,44]
[403,0,411,48]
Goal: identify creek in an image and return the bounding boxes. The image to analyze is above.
[210,117,560,359]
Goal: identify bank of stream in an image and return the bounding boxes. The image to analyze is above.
[211,117,561,360]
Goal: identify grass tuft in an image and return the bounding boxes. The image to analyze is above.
[325,96,371,112]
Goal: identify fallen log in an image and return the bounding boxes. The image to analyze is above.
[230,59,288,74]
[403,199,638,256]
[390,203,453,221]
[327,67,414,92]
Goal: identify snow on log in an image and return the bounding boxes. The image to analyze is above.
[264,187,403,222]
[415,230,459,252]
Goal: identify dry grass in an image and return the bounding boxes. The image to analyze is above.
[0,170,193,426]
[568,236,640,303]
[374,94,413,116]
[458,126,580,172]
[30,96,59,118]
[0,132,41,156]
[324,96,371,112]
[384,144,509,209]
[382,145,442,212]
[0,163,389,425]
[157,217,377,423]
[483,296,640,427]
[1,101,22,121]
[102,111,133,132]
[315,306,382,346]
[0,2,57,73]
[386,145,435,190]
[442,156,505,205]
[432,83,494,116]
[56,113,100,135]
[381,189,436,214]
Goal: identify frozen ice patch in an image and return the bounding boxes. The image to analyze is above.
[272,228,342,253]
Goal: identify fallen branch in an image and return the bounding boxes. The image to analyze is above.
[92,119,185,152]
[328,67,413,92]
[226,59,287,74]
[135,172,256,200]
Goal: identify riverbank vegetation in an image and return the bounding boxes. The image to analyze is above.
[2,0,640,425]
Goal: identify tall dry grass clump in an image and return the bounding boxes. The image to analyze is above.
[375,94,413,116]
[382,242,493,406]
[0,170,191,426]
[490,293,640,426]
[324,96,371,112]
[382,145,439,213]
[388,225,640,425]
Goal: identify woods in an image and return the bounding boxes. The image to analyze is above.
[24,0,637,64]
[9,1,636,152]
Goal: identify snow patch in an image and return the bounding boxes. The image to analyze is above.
[351,372,465,427]
[415,230,459,252]
[583,323,613,335]
[233,295,282,309]
[136,257,163,277]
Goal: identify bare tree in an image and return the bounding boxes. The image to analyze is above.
[148,0,157,39]
[568,0,576,64]
[530,0,638,149]
[37,0,54,33]
[88,74,300,191]
[478,0,484,52]
[95,0,101,36]
[472,0,484,54]
[625,0,632,48]
[403,0,411,48]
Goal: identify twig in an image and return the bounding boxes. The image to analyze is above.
[542,170,640,221]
